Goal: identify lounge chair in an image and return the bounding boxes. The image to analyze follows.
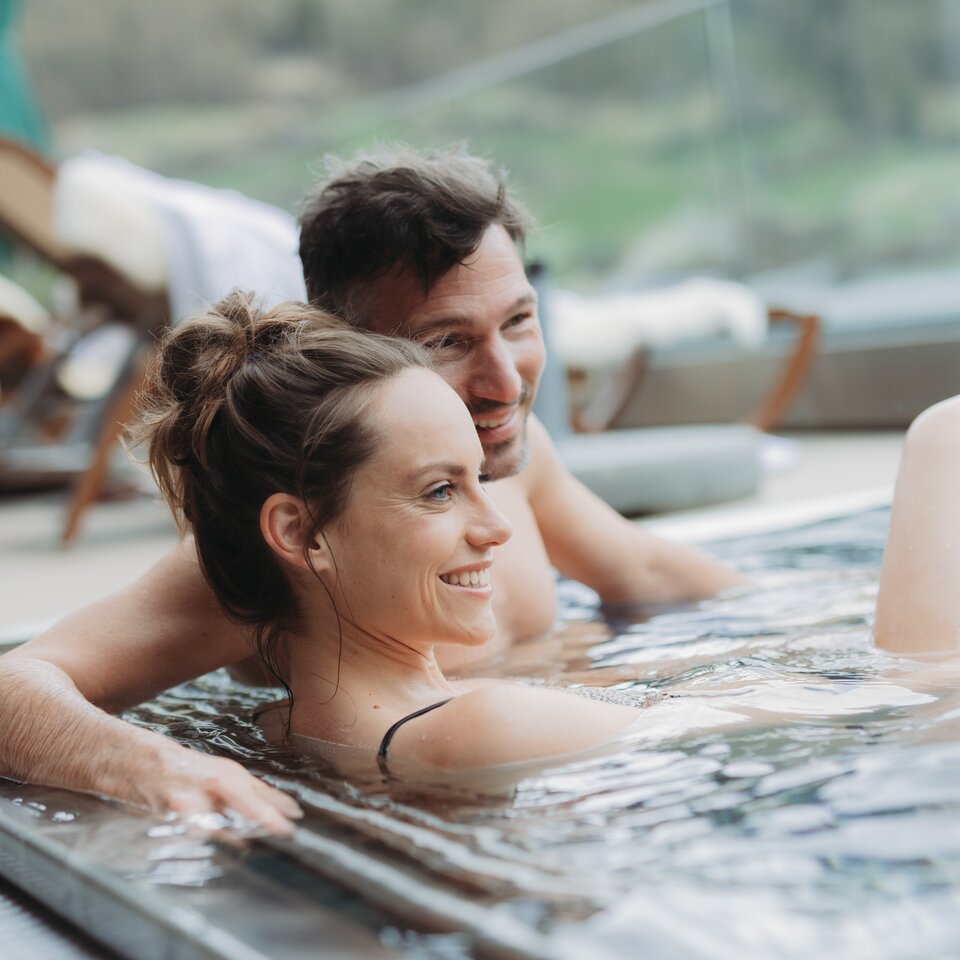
[0,273,48,391]
[598,269,956,430]
[0,142,307,542]
[530,264,820,515]
[0,138,167,542]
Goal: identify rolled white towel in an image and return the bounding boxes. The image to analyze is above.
[551,277,768,370]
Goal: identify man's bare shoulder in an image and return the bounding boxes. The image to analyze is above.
[522,414,582,508]
[490,414,564,499]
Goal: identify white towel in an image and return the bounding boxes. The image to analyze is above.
[54,151,307,323]
[551,278,768,369]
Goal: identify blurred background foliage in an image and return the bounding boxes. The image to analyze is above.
[14,0,960,290]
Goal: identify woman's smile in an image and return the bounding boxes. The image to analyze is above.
[439,558,493,592]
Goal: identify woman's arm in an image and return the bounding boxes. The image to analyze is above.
[388,686,636,769]
[874,396,960,654]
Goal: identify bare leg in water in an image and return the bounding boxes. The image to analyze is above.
[875,395,960,655]
[625,399,960,732]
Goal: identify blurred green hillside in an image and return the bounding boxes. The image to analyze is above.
[17,0,960,289]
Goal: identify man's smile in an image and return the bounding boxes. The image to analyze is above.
[474,410,515,429]
[473,407,521,444]
[470,386,530,446]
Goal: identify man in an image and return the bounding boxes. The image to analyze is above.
[0,147,743,833]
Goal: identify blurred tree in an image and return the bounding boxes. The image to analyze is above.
[734,0,943,141]
[21,0,257,118]
[20,0,637,118]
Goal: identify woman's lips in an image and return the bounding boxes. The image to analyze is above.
[439,568,491,588]
[439,559,494,594]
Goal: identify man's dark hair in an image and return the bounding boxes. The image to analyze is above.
[298,145,531,325]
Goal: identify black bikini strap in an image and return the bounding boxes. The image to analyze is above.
[377,698,453,776]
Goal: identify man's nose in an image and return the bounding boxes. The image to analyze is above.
[468,338,522,405]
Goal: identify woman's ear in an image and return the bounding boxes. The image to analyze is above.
[259,494,331,574]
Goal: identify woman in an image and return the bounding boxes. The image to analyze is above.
[139,293,644,779]
[137,294,959,780]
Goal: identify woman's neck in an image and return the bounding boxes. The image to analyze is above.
[284,616,456,746]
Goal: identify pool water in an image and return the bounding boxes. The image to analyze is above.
[127,507,960,960]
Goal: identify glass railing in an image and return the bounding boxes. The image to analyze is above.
[317,0,960,305]
[21,0,960,311]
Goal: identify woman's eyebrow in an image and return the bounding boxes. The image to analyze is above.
[404,461,469,484]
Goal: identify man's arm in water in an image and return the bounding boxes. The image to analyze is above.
[0,540,301,833]
[525,417,747,602]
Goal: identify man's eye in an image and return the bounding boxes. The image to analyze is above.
[427,483,455,502]
[504,312,533,329]
[424,335,469,357]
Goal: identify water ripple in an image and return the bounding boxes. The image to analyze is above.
[121,506,960,958]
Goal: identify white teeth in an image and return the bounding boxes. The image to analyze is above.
[441,569,490,587]
[474,412,512,429]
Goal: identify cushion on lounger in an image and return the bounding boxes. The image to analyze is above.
[55,152,306,324]
[558,424,761,516]
[551,278,768,370]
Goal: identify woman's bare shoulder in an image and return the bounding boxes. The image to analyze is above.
[393,683,638,770]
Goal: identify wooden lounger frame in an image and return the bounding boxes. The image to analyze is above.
[0,137,168,543]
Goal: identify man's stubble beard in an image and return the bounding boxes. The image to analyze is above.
[472,381,536,481]
[479,412,531,481]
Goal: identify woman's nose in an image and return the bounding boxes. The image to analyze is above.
[471,493,513,547]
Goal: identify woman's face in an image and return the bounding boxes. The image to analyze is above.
[320,367,513,648]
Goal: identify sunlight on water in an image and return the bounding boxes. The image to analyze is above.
[126,507,960,959]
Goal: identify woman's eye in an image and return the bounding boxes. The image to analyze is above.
[427,483,454,502]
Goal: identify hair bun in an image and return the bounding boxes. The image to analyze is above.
[158,292,253,404]
[134,292,275,520]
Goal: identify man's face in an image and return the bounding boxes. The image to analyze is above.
[361,225,546,481]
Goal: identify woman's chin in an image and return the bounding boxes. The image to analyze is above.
[440,619,497,649]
